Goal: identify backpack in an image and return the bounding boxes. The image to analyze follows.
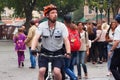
[68,29,81,51]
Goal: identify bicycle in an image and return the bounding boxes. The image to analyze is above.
[31,50,65,80]
[41,53,65,80]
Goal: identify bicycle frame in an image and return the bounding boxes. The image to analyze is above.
[46,62,53,80]
[40,53,65,80]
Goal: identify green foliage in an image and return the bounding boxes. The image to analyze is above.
[0,0,6,11]
[0,0,7,20]
[2,0,84,18]
[73,8,84,22]
[72,0,85,22]
[0,0,84,29]
[6,0,36,17]
[87,0,107,10]
[37,0,83,17]
[111,0,120,17]
[87,0,120,18]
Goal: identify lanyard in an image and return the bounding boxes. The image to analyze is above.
[49,24,56,37]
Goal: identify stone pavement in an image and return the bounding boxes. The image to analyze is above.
[0,40,115,80]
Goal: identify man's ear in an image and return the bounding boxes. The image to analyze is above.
[46,14,49,18]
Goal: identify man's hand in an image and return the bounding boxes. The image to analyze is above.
[31,50,37,56]
[65,53,71,58]
[108,51,112,59]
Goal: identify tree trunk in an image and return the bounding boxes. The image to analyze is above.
[112,7,119,18]
[23,0,37,32]
[24,8,32,32]
[111,0,120,18]
[0,12,1,20]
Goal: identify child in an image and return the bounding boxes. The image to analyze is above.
[13,27,26,68]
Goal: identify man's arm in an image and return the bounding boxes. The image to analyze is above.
[110,40,120,51]
[64,37,71,55]
[108,40,120,58]
[24,28,33,43]
[12,28,18,40]
[31,34,40,50]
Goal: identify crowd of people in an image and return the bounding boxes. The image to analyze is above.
[12,4,120,80]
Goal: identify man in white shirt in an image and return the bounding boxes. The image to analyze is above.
[31,4,71,80]
[109,14,120,80]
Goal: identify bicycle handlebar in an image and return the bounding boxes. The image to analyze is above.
[40,53,65,58]
[31,50,65,58]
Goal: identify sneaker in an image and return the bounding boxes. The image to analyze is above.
[22,62,24,67]
[92,61,96,64]
[106,72,112,76]
[84,73,88,79]
[97,61,103,64]
[65,76,69,79]
[29,67,35,69]
[78,75,81,79]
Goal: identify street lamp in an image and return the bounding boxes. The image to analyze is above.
[95,7,98,23]
[59,0,63,17]
[107,0,111,25]
[99,0,103,22]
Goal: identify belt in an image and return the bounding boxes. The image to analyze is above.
[41,47,63,56]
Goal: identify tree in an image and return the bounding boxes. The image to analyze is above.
[58,0,83,17]
[111,0,120,18]
[6,0,37,31]
[87,0,120,18]
[0,0,7,20]
[87,0,108,15]
[37,0,83,18]
[72,3,84,21]
[5,0,83,31]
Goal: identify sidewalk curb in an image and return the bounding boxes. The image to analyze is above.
[0,39,13,42]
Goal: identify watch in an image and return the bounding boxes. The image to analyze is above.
[110,49,113,52]
[66,53,71,56]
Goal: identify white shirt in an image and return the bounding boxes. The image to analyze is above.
[108,29,114,45]
[13,27,18,35]
[96,30,107,42]
[80,31,89,51]
[36,21,68,51]
[113,24,120,48]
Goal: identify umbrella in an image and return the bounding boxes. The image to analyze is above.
[0,21,5,25]
[91,14,106,20]
[78,17,87,23]
[11,21,25,27]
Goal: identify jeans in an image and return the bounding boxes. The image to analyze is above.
[64,58,77,80]
[69,51,77,72]
[29,47,36,67]
[107,44,113,70]
[77,51,87,76]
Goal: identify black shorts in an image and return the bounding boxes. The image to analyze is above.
[38,55,64,69]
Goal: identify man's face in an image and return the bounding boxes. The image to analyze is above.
[21,25,25,31]
[47,9,58,23]
[78,22,83,29]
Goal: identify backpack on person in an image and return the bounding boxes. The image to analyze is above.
[68,29,81,51]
